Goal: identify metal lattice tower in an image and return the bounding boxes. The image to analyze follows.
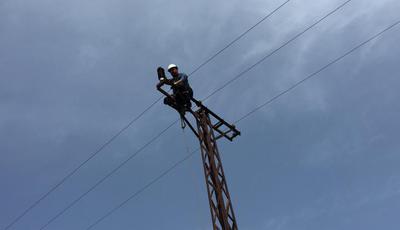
[157,66,240,230]
[195,108,239,230]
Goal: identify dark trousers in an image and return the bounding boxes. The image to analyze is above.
[163,89,193,114]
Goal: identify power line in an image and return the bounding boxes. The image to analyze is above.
[235,20,400,123]
[86,149,199,230]
[83,19,400,230]
[32,2,350,229]
[2,2,289,229]
[37,121,177,230]
[188,0,291,76]
[203,0,352,101]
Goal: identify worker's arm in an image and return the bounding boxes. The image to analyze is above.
[156,66,175,97]
[157,80,170,97]
[157,66,173,86]
[164,78,174,85]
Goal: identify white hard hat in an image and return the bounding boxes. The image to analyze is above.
[167,64,178,71]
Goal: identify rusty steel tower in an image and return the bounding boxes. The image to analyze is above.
[157,67,240,230]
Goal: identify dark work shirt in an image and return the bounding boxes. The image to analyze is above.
[171,73,191,94]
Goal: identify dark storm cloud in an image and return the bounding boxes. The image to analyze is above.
[1,0,399,229]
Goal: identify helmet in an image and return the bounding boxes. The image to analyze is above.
[167,64,178,71]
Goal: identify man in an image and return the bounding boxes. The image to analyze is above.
[162,64,193,115]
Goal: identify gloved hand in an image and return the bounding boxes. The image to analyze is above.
[164,78,173,85]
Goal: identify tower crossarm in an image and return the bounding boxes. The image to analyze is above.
[192,100,240,142]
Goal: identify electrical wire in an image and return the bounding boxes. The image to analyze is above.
[82,19,400,230]
[37,121,177,230]
[2,2,290,229]
[86,129,198,230]
[86,149,200,230]
[203,0,352,101]
[234,20,400,123]
[188,0,291,76]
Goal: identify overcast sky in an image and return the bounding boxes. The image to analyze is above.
[1,0,400,229]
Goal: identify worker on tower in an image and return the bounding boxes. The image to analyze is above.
[158,64,194,115]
